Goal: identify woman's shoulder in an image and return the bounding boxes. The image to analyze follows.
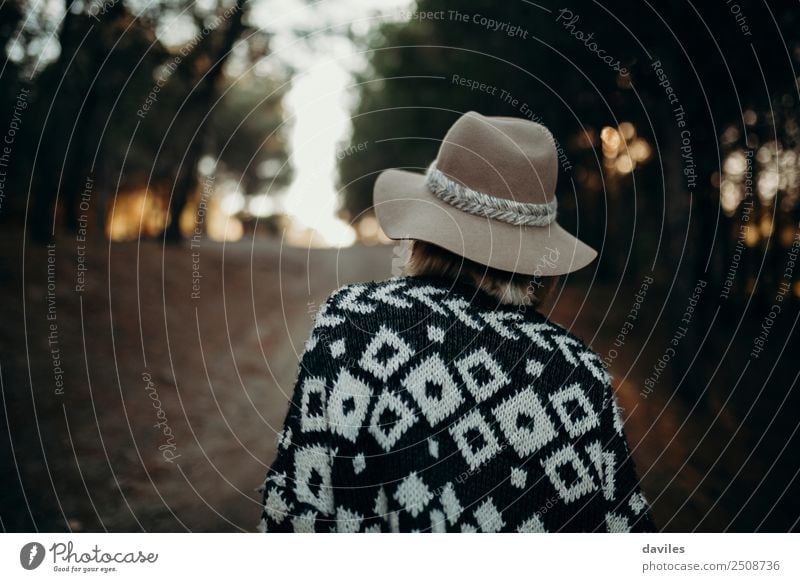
[522,313,611,385]
[312,277,612,387]
[316,277,432,317]
[307,278,414,335]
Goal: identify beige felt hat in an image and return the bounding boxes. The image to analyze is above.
[373,111,597,276]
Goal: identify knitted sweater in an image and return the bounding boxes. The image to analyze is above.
[259,275,655,533]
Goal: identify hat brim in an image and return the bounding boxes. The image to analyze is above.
[374,168,598,277]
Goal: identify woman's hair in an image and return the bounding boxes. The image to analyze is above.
[404,240,558,308]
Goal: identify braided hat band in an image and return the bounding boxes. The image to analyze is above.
[425,161,558,227]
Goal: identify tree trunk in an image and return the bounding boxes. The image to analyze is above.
[163,1,246,242]
[30,8,81,243]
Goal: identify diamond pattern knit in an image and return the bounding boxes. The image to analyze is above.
[259,275,656,532]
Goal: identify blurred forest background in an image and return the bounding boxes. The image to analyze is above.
[1,0,800,532]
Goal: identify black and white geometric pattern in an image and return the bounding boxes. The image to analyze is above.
[259,275,656,532]
[403,354,464,426]
[449,409,502,470]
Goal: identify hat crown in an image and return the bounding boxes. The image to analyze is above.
[435,111,559,205]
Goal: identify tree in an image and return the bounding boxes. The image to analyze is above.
[162,0,247,242]
[339,0,800,397]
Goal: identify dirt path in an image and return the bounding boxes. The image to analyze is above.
[0,231,395,531]
[1,229,797,532]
